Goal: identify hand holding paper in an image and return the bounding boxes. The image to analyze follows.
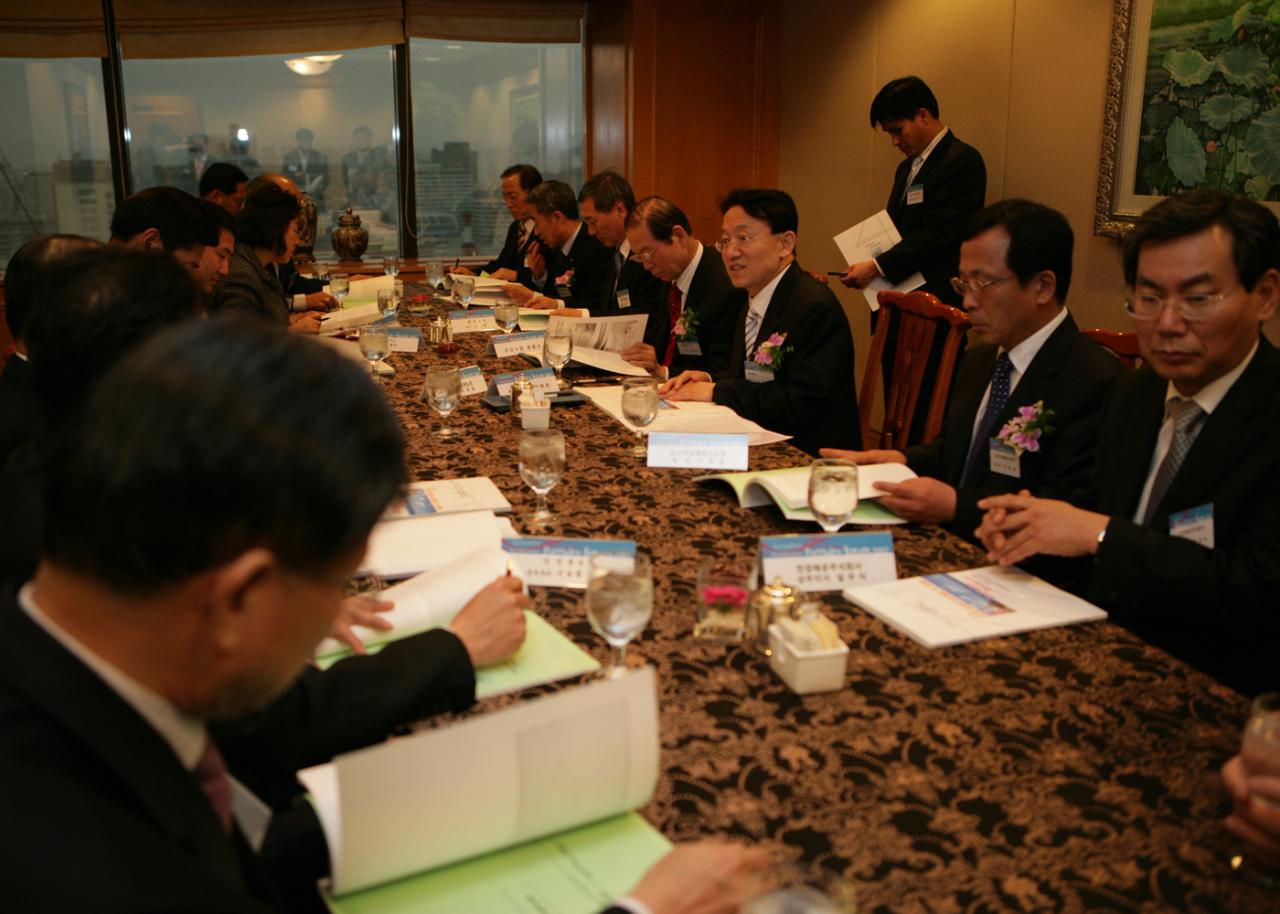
[449,576,530,667]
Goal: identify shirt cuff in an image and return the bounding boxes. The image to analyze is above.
[612,898,655,914]
[292,293,308,312]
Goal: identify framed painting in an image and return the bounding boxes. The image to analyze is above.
[1095,0,1280,236]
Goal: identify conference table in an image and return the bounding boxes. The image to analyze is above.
[369,290,1267,914]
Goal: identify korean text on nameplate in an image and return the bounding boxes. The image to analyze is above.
[647,432,748,470]
[759,532,896,591]
[502,537,638,588]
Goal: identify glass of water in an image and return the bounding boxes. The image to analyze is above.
[357,325,389,379]
[495,302,520,333]
[382,255,400,278]
[620,377,660,457]
[544,331,573,391]
[585,552,653,678]
[807,458,859,533]
[519,428,565,532]
[452,275,475,310]
[377,289,398,322]
[1231,692,1280,887]
[329,272,350,307]
[423,366,462,439]
[427,261,445,292]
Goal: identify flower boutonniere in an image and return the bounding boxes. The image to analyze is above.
[752,332,792,372]
[554,267,574,288]
[673,307,699,339]
[997,400,1056,456]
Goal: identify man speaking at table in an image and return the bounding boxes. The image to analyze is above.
[976,189,1280,696]
[662,188,860,455]
[821,200,1123,537]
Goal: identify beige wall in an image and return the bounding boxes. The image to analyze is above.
[779,0,1277,378]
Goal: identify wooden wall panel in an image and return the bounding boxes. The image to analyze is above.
[585,0,628,176]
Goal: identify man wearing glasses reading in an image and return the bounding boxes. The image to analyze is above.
[976,189,1280,697]
[823,199,1122,538]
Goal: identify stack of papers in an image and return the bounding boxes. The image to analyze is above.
[577,384,791,447]
[382,478,512,519]
[320,302,384,335]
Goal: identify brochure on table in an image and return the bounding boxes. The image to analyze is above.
[319,302,384,335]
[301,667,663,904]
[530,346,650,377]
[833,210,926,312]
[382,477,512,519]
[339,274,397,303]
[547,312,648,352]
[843,565,1108,648]
[358,511,504,579]
[696,465,913,524]
[315,336,395,376]
[577,385,791,447]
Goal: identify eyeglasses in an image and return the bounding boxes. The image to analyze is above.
[632,247,656,262]
[949,274,1016,297]
[715,231,767,252]
[1122,286,1237,321]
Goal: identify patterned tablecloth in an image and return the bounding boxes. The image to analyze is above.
[368,295,1265,914]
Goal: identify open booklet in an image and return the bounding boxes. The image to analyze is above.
[525,313,652,376]
[300,668,668,912]
[381,477,512,519]
[315,548,600,696]
[696,464,915,523]
[358,510,506,579]
[843,564,1108,648]
[577,384,792,447]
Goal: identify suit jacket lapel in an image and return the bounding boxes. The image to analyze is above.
[886,158,911,220]
[941,346,998,480]
[1106,370,1168,520]
[749,264,798,360]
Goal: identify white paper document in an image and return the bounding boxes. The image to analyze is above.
[577,385,791,447]
[832,210,926,312]
[531,346,650,377]
[299,667,660,895]
[344,274,397,301]
[737,463,917,508]
[319,302,384,335]
[382,477,512,519]
[844,565,1107,648]
[548,313,648,352]
[359,510,504,579]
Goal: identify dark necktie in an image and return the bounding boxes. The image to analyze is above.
[193,740,233,834]
[1141,396,1205,525]
[662,283,682,368]
[962,352,1013,485]
[612,249,625,297]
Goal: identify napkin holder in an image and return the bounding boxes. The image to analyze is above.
[767,623,848,694]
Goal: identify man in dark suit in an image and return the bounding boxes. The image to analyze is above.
[282,128,328,210]
[822,200,1123,537]
[621,194,742,379]
[502,179,614,311]
[200,162,249,215]
[977,189,1280,697]
[453,163,542,281]
[662,188,860,456]
[0,316,765,913]
[340,125,388,209]
[841,76,987,442]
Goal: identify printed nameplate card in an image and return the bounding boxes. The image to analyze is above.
[386,327,421,352]
[485,367,559,399]
[489,330,546,358]
[458,365,486,397]
[759,532,896,592]
[449,309,497,334]
[647,432,748,470]
[502,537,637,588]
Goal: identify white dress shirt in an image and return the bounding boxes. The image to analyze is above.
[968,307,1069,448]
[673,241,705,306]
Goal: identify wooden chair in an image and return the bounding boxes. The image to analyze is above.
[860,290,969,450]
[1083,328,1141,369]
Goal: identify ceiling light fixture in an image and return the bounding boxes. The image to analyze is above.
[284,54,342,76]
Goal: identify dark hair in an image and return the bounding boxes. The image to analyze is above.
[110,186,218,251]
[295,128,314,144]
[869,76,940,127]
[526,180,579,220]
[628,195,691,242]
[962,199,1075,302]
[200,198,238,238]
[578,170,635,214]
[199,162,248,198]
[501,163,542,192]
[25,247,203,420]
[3,234,100,342]
[719,188,799,235]
[43,318,407,594]
[238,183,301,254]
[1123,188,1280,290]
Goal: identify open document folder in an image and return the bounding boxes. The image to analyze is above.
[695,464,914,524]
[358,510,505,579]
[577,384,792,447]
[301,668,669,912]
[833,210,925,311]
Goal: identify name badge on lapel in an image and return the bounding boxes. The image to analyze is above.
[988,440,1021,478]
[744,365,774,384]
[1169,504,1214,549]
[677,338,703,357]
[556,284,572,298]
[616,289,632,310]
[906,184,924,206]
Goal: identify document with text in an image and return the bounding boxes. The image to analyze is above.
[833,210,926,311]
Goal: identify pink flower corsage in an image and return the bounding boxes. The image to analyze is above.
[997,400,1056,456]
[751,332,791,372]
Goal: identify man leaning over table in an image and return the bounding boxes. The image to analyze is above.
[975,189,1280,697]
[502,178,614,311]
[621,194,743,380]
[821,199,1123,538]
[661,188,860,456]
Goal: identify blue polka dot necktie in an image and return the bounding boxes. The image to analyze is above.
[962,352,1013,485]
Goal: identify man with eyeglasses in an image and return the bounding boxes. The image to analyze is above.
[452,163,542,282]
[822,199,1123,537]
[662,188,860,455]
[976,189,1280,696]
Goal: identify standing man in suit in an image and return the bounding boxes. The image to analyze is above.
[340,126,387,209]
[282,128,328,211]
[976,189,1280,696]
[662,188,860,455]
[822,200,1123,536]
[842,76,987,441]
[620,194,743,380]
[452,164,542,281]
[502,179,613,311]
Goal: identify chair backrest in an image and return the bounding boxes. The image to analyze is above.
[1083,328,1141,370]
[861,290,969,450]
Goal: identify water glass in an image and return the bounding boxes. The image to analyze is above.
[357,325,389,379]
[1231,692,1280,886]
[315,262,331,284]
[422,366,462,439]
[330,272,350,307]
[585,552,653,678]
[382,256,400,278]
[452,275,475,309]
[544,332,573,391]
[495,302,520,333]
[620,377,660,457]
[518,429,566,532]
[377,289,398,322]
[427,261,445,291]
[808,459,859,533]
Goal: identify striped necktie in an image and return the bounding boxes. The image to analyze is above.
[193,740,233,834]
[1142,397,1205,525]
[744,308,763,356]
